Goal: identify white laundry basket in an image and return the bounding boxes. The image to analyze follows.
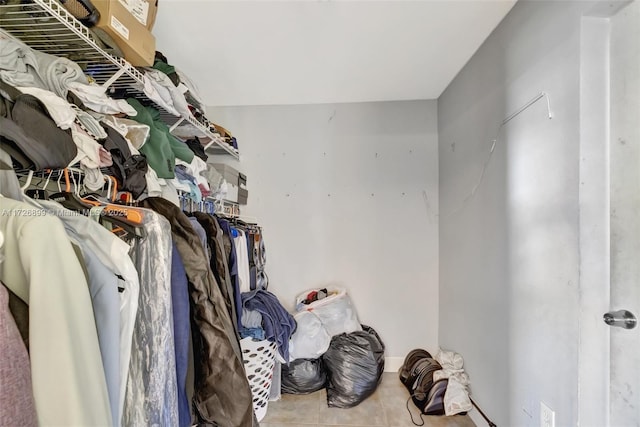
[240,337,277,421]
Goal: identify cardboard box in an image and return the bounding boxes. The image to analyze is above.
[117,0,158,30]
[93,0,156,66]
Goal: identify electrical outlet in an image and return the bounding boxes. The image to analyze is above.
[540,402,555,427]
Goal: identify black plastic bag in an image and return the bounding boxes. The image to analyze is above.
[323,325,385,408]
[281,358,327,394]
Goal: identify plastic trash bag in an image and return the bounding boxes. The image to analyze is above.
[281,358,327,395]
[434,349,472,415]
[323,325,385,408]
[295,288,362,337]
[288,311,331,361]
[442,377,472,415]
[435,349,464,371]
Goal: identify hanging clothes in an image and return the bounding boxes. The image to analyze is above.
[30,198,140,425]
[170,243,192,427]
[188,216,210,261]
[255,232,269,290]
[246,230,258,291]
[234,228,251,293]
[0,197,112,426]
[70,244,120,425]
[231,223,269,293]
[192,212,239,336]
[124,209,179,427]
[26,200,121,425]
[5,282,28,348]
[216,217,243,330]
[0,283,38,427]
[240,226,268,291]
[140,197,256,427]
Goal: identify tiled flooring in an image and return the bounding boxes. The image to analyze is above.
[261,372,476,427]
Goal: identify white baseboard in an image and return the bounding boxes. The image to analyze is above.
[469,409,484,426]
[384,357,404,372]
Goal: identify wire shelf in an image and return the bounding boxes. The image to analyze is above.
[0,0,239,159]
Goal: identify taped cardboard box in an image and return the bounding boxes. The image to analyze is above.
[93,0,156,66]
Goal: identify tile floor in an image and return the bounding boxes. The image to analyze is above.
[261,372,476,427]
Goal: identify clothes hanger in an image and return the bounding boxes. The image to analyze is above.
[81,199,145,234]
[81,177,144,224]
[109,175,117,202]
[42,169,54,190]
[82,174,112,201]
[103,174,113,200]
[20,169,48,200]
[81,177,146,238]
[45,169,144,237]
[19,170,33,191]
[48,168,95,211]
[20,167,136,236]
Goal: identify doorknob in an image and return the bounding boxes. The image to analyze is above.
[603,310,637,329]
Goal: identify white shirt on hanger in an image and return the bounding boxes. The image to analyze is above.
[234,229,251,293]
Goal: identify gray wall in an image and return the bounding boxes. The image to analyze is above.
[207,101,439,360]
[438,2,602,426]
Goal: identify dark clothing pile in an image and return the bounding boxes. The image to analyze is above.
[241,289,296,361]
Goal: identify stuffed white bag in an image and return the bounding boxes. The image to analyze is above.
[288,311,331,361]
[434,349,473,416]
[295,288,362,337]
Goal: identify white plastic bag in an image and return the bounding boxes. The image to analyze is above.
[295,288,362,337]
[435,349,464,370]
[443,377,473,416]
[434,349,473,416]
[288,311,331,361]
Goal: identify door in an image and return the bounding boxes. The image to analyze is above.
[608,1,640,425]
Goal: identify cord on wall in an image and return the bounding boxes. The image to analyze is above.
[448,92,553,216]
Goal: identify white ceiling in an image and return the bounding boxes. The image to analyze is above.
[154,1,516,107]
